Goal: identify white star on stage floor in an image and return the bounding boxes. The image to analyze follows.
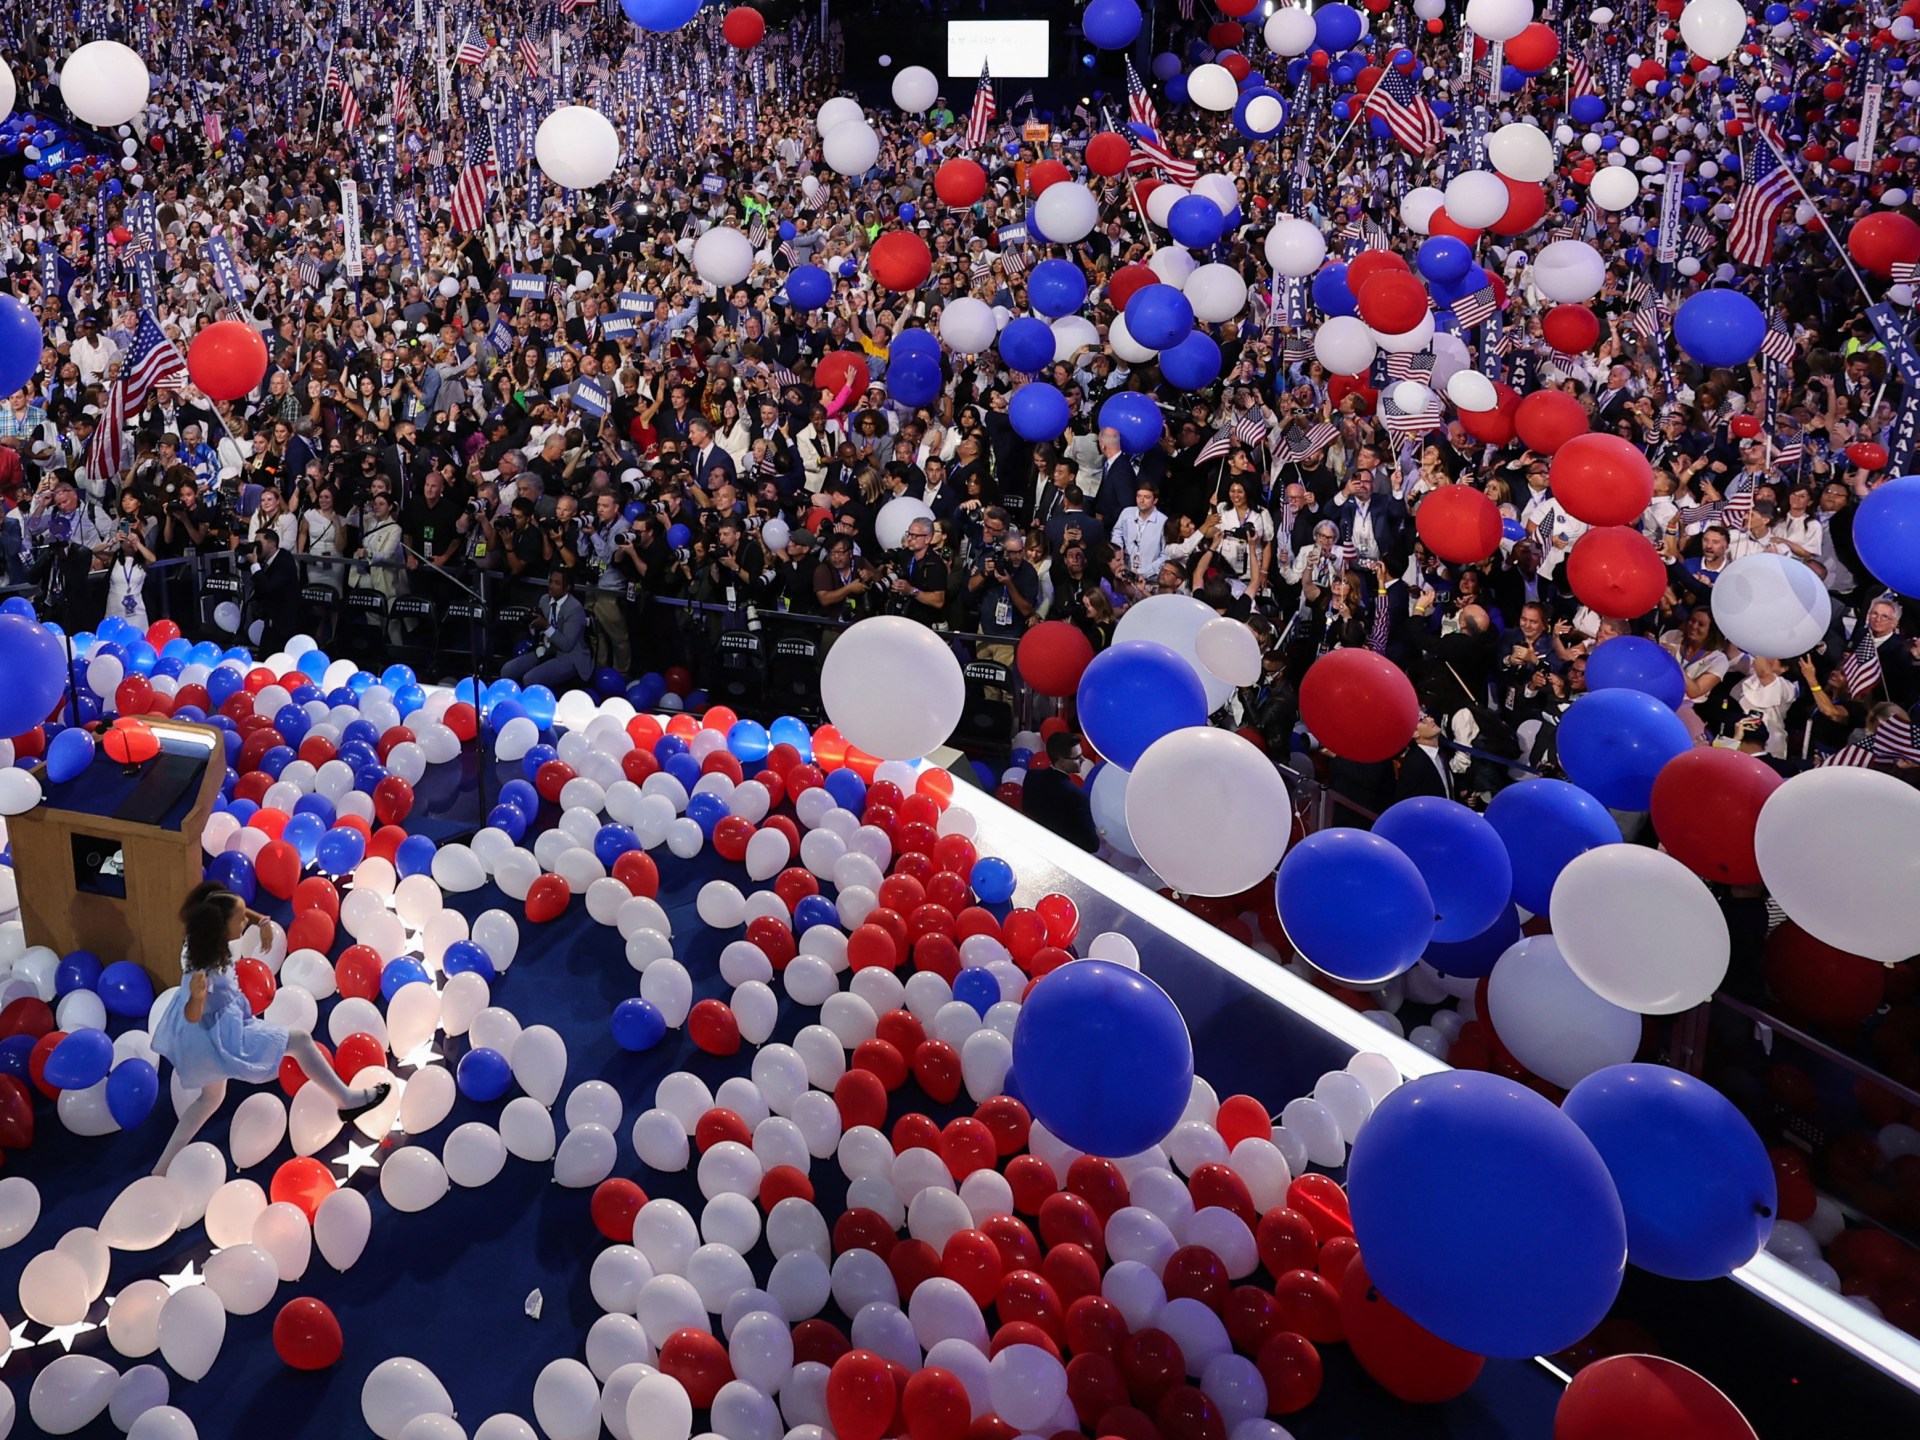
[38,1319,97,1352]
[160,1262,204,1295]
[398,1041,440,1070]
[334,1139,382,1178]
[7,1318,35,1352]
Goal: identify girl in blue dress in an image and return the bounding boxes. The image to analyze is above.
[151,882,389,1176]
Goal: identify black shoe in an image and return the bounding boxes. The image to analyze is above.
[339,1083,392,1124]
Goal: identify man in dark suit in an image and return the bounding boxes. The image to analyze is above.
[1093,427,1139,526]
[912,457,960,522]
[1413,604,1502,711]
[1490,540,1563,624]
[248,526,302,657]
[1326,469,1410,570]
[502,570,593,687]
[1393,711,1454,803]
[1023,734,1099,852]
[686,418,738,491]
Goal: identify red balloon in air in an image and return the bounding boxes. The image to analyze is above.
[188,319,270,402]
[1555,1354,1759,1440]
[1541,304,1600,354]
[1414,485,1503,564]
[1566,526,1667,619]
[1648,747,1781,885]
[1298,650,1420,763]
[1551,433,1656,526]
[1514,389,1590,454]
[1339,1253,1485,1402]
[272,1297,344,1369]
[1762,921,1887,1031]
[933,158,987,208]
[721,6,766,47]
[1017,621,1096,698]
[1085,132,1132,176]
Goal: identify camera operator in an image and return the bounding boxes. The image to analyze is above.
[498,497,554,582]
[968,528,1039,669]
[696,515,767,610]
[883,519,948,627]
[26,474,116,629]
[576,491,637,671]
[814,533,876,622]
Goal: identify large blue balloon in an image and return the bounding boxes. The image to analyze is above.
[0,616,69,738]
[44,726,95,784]
[1416,235,1473,284]
[785,264,832,311]
[106,1057,159,1128]
[1556,689,1691,812]
[0,295,44,400]
[892,327,941,361]
[1098,391,1165,453]
[1563,1065,1775,1282]
[1483,778,1620,914]
[1082,0,1143,49]
[1027,259,1089,318]
[1274,830,1435,984]
[1124,285,1195,351]
[1585,635,1686,710]
[44,1028,115,1089]
[1011,960,1192,1157]
[1423,904,1523,979]
[999,317,1056,374]
[97,960,156,1019]
[1348,1071,1628,1357]
[1009,383,1071,443]
[1372,797,1513,942]
[1075,641,1207,769]
[889,356,943,408]
[611,998,667,1051]
[208,850,257,904]
[1313,1,1364,51]
[1158,330,1222,391]
[622,0,700,31]
[1854,474,1920,596]
[314,826,366,875]
[1312,261,1358,317]
[1166,195,1225,250]
[1672,289,1767,367]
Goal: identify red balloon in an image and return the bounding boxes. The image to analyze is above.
[444,702,478,741]
[1763,921,1887,1030]
[1339,1254,1485,1402]
[1355,271,1429,334]
[870,229,934,292]
[270,1157,336,1220]
[372,776,414,825]
[1271,1268,1344,1344]
[1086,132,1133,176]
[333,1032,386,1083]
[722,5,766,47]
[1414,485,1503,564]
[934,159,988,208]
[1504,21,1560,70]
[534,760,576,803]
[1298,650,1420,763]
[1566,526,1667,619]
[1551,433,1656,526]
[1729,413,1762,439]
[1542,304,1601,354]
[255,840,301,900]
[1344,248,1411,295]
[1255,1330,1323,1414]
[591,1178,647,1240]
[279,1040,330,1097]
[826,1349,898,1440]
[272,1297,344,1370]
[0,998,52,1043]
[1426,207,1484,247]
[1287,1174,1354,1242]
[115,675,155,716]
[1848,440,1890,470]
[612,849,659,898]
[1119,1328,1187,1407]
[1458,399,1516,445]
[335,945,382,1001]
[688,999,742,1055]
[1555,1355,1758,1440]
[1514,389,1590,454]
[187,319,270,402]
[525,873,570,923]
[235,958,275,1015]
[1017,621,1097,698]
[1028,159,1070,194]
[940,1227,1003,1305]
[903,1366,971,1440]
[1648,748,1781,885]
[1490,176,1548,235]
[0,1074,34,1147]
[1848,211,1920,277]
[1108,262,1159,311]
[814,349,873,397]
[660,1327,736,1407]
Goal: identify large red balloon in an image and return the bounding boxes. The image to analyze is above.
[1028,158,1070,194]
[1109,263,1159,311]
[1555,1355,1758,1440]
[526,874,571,923]
[1298,650,1419,763]
[1355,271,1429,334]
[814,350,873,397]
[1344,248,1411,296]
[826,1349,898,1440]
[1086,132,1132,177]
[1338,1254,1485,1403]
[1489,176,1547,236]
[1847,212,1920,277]
[1414,486,1503,564]
[869,230,933,292]
[1542,304,1601,354]
[270,1157,336,1220]
[660,1327,736,1407]
[721,6,766,47]
[1565,527,1666,619]
[1513,390,1589,454]
[1550,433,1655,526]
[273,1297,344,1370]
[1017,621,1097,698]
[934,158,987,208]
[1504,22,1560,70]
[187,320,269,402]
[1648,748,1781,885]
[1762,921,1887,1030]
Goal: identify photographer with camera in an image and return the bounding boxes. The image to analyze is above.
[968,527,1039,670]
[577,492,639,671]
[26,474,116,629]
[502,569,594,688]
[814,533,876,622]
[883,519,949,627]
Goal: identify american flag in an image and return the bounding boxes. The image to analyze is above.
[1569,49,1598,101]
[1234,409,1269,449]
[1127,137,1200,187]
[1822,718,1920,767]
[560,0,595,11]
[1381,386,1444,440]
[450,102,499,234]
[1841,627,1884,699]
[1001,247,1028,281]
[1196,430,1233,463]
[1386,349,1436,383]
[325,59,362,131]
[965,61,996,149]
[392,75,412,124]
[295,256,320,292]
[1729,125,1796,266]
[1892,261,1920,286]
[455,26,490,66]
[86,311,187,482]
[748,215,767,249]
[1287,422,1340,461]
[1363,65,1443,155]
[1772,422,1805,468]
[1452,284,1497,329]
[1126,57,1159,134]
[1762,320,1799,367]
[1367,587,1392,654]
[517,35,543,79]
[1626,299,1672,340]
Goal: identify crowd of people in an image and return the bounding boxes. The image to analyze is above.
[0,0,1915,819]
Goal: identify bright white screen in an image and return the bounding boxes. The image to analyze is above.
[946,21,1051,79]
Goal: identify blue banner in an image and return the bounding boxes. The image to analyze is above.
[508,274,549,300]
[570,378,611,418]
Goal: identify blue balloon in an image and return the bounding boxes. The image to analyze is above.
[488,804,529,841]
[785,264,833,311]
[395,834,437,878]
[623,0,699,29]
[889,356,943,408]
[611,997,668,1051]
[1097,391,1165,455]
[1585,636,1686,710]
[1312,261,1358,318]
[0,1035,31,1079]
[685,791,729,837]
[1027,259,1088,318]
[97,960,155,1019]
[1556,689,1692,812]
[1076,641,1207,770]
[1152,51,1182,81]
[291,793,335,826]
[442,941,496,982]
[727,720,771,763]
[1571,95,1607,124]
[793,894,839,932]
[594,668,625,700]
[1372,798,1513,943]
[628,675,668,711]
[1165,74,1189,105]
[825,767,867,812]
[106,1057,159,1128]
[273,703,312,746]
[778,220,797,241]
[1233,87,1288,139]
[520,686,558,730]
[522,743,559,782]
[0,615,69,738]
[1349,1071,1627,1357]
[1424,904,1522,979]
[314,827,366,875]
[1166,194,1225,250]
[1673,288,1767,367]
[1157,331,1222,391]
[45,726,95,784]
[208,850,257,903]
[1274,830,1435,984]
[1416,235,1473,284]
[953,966,1001,1016]
[770,716,813,761]
[1854,474,1920,596]
[0,295,44,402]
[1011,960,1193,1156]
[1484,779,1620,914]
[1313,1,1363,50]
[892,326,941,361]
[1082,0,1143,49]
[970,857,1017,905]
[457,1046,514,1101]
[594,823,641,868]
[44,1028,115,1089]
[1009,382,1071,443]
[381,958,430,1000]
[1123,284,1195,351]
[999,317,1055,374]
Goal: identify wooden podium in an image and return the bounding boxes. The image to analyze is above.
[11,719,226,990]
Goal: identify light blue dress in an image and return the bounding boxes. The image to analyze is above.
[151,962,289,1088]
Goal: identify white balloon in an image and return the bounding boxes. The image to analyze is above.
[1187,63,1238,111]
[363,1358,456,1440]
[61,41,151,127]
[816,97,864,135]
[512,1024,569,1107]
[1051,315,1100,363]
[1710,553,1832,659]
[1034,182,1099,244]
[1589,168,1641,212]
[1126,729,1289,896]
[1755,767,1920,964]
[1464,0,1534,43]
[1486,936,1642,1089]
[822,120,880,176]
[875,496,936,551]
[502,1096,558,1162]
[30,1354,117,1435]
[626,1373,693,1440]
[1185,264,1249,324]
[1531,240,1607,303]
[1679,0,1748,61]
[1264,218,1326,277]
[1486,123,1555,183]
[939,298,997,355]
[0,60,14,126]
[891,65,939,113]
[314,1186,373,1271]
[381,1148,450,1212]
[445,1122,510,1188]
[536,106,622,188]
[157,1285,226,1382]
[1399,186,1445,235]
[556,1124,619,1188]
[1445,369,1498,412]
[535,1359,603,1440]
[820,617,964,761]
[99,1175,179,1251]
[251,1201,313,1281]
[1313,315,1375,375]
[1445,170,1510,230]
[693,228,756,288]
[203,1243,279,1315]
[228,1091,288,1169]
[1550,847,1728,1013]
[1264,8,1317,55]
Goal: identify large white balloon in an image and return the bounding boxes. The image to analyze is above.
[1108,314,1158,365]
[1186,264,1249,324]
[1264,8,1317,55]
[1530,240,1607,303]
[1051,316,1101,363]
[823,120,880,176]
[535,107,622,189]
[363,1358,457,1440]
[1486,123,1555,183]
[61,42,151,128]
[1589,167,1641,212]
[891,66,939,113]
[1445,171,1510,230]
[692,228,756,288]
[815,97,864,135]
[30,1354,117,1435]
[875,496,936,551]
[1486,936,1642,1089]
[820,617,965,761]
[1755,767,1920,964]
[1034,182,1100,244]
[1314,316,1376,376]
[1464,0,1535,42]
[1187,64,1238,111]
[1680,0,1748,61]
[1112,592,1237,711]
[1550,848,1728,1014]
[1126,729,1290,896]
[1400,186,1445,234]
[1264,219,1327,277]
[1446,370,1498,412]
[939,298,998,354]
[1709,553,1832,659]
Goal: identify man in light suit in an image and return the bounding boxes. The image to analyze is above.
[503,570,592,687]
